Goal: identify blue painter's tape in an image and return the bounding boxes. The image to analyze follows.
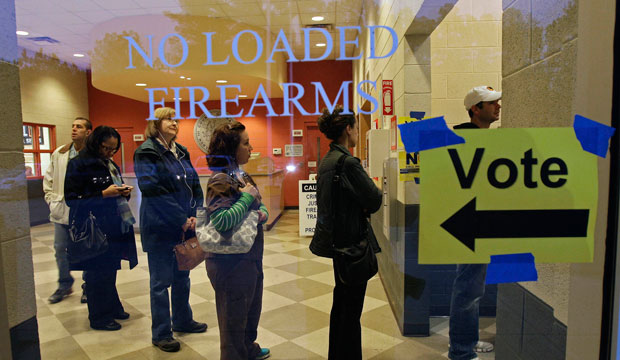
[410,111,426,120]
[573,114,615,158]
[414,177,420,184]
[485,253,538,284]
[397,116,465,153]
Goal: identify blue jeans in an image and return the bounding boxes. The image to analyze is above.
[147,250,193,342]
[449,264,488,360]
[53,223,74,290]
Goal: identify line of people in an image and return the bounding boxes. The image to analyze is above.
[42,85,498,360]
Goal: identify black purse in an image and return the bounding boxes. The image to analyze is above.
[331,154,378,285]
[68,211,109,264]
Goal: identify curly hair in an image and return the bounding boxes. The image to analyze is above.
[317,105,356,141]
[206,121,246,170]
[85,126,121,158]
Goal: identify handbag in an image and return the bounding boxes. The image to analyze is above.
[174,232,205,271]
[67,211,109,264]
[331,154,378,285]
[196,207,259,254]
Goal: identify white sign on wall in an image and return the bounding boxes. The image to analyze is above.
[299,180,317,236]
[285,144,303,157]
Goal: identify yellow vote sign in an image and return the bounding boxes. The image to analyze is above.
[419,128,598,264]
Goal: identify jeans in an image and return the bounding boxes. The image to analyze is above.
[328,260,368,360]
[449,264,488,360]
[53,223,74,290]
[84,269,123,326]
[206,258,263,360]
[147,250,193,342]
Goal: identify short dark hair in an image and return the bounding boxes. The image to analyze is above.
[85,126,121,157]
[74,117,92,130]
[317,106,355,141]
[467,102,484,118]
[206,121,246,170]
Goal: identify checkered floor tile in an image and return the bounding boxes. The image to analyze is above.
[32,210,495,359]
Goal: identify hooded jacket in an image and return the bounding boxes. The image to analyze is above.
[310,142,382,258]
[134,137,204,252]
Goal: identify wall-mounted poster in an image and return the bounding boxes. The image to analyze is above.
[285,144,303,157]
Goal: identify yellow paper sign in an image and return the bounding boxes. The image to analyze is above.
[419,128,598,264]
[398,116,420,181]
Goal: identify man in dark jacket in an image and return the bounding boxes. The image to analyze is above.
[449,86,501,360]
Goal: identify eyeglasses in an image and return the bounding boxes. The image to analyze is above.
[162,117,178,122]
[100,144,117,153]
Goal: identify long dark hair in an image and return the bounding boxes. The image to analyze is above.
[85,126,121,157]
[206,121,246,170]
[317,106,355,141]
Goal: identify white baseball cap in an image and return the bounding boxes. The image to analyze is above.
[464,86,502,110]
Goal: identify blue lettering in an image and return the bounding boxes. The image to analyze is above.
[281,83,311,116]
[146,88,168,120]
[187,86,213,119]
[158,33,188,68]
[218,85,243,117]
[337,26,362,61]
[312,81,352,115]
[368,25,398,59]
[171,87,183,119]
[232,30,262,65]
[125,35,153,69]
[302,28,332,62]
[247,84,277,117]
[203,32,229,65]
[357,80,378,115]
[267,29,298,63]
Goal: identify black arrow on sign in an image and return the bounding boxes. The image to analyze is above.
[440,197,589,252]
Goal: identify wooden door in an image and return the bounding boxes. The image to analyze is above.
[305,124,330,179]
[112,127,136,175]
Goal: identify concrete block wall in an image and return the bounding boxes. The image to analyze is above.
[430,0,503,127]
[0,0,40,359]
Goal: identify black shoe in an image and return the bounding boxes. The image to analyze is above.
[90,320,121,331]
[152,338,181,352]
[172,320,207,333]
[48,288,72,304]
[113,311,130,320]
[80,283,87,304]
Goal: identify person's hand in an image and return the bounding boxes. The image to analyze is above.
[240,183,260,199]
[188,217,197,231]
[102,184,125,198]
[120,184,133,197]
[258,210,267,224]
[182,218,191,232]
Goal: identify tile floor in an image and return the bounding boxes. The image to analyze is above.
[31,210,495,359]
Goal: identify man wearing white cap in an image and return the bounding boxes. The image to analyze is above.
[448,86,501,360]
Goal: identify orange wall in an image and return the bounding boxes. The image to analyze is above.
[87,60,352,207]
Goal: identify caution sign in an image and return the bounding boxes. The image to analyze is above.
[419,128,598,264]
[299,180,317,236]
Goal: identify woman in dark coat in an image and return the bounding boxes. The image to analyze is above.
[204,121,271,360]
[133,107,206,353]
[309,106,382,360]
[64,126,138,331]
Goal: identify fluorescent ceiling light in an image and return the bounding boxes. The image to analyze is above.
[239,94,247,98]
[316,43,326,47]
[136,83,147,86]
[180,76,185,79]
[73,53,85,57]
[216,80,227,83]
[16,30,29,36]
[186,77,191,80]
[312,16,324,21]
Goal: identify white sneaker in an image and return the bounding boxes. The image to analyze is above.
[474,340,494,353]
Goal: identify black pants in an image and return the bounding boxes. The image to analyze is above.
[328,262,368,360]
[206,258,263,360]
[84,270,124,327]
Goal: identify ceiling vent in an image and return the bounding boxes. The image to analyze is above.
[26,36,60,44]
[304,23,333,31]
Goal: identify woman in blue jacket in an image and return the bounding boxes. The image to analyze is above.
[134,107,206,353]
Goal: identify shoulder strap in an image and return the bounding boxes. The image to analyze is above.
[332,154,347,248]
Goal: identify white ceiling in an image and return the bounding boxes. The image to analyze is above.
[15,0,364,69]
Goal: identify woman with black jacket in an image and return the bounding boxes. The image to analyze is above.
[133,107,206,353]
[64,126,138,331]
[309,106,382,360]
